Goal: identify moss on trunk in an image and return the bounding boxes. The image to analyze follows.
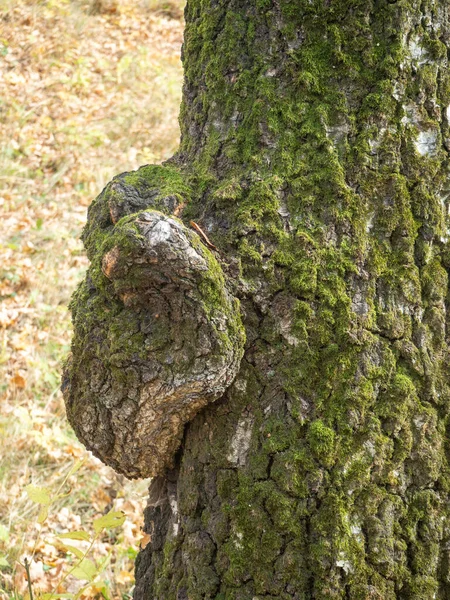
[68,0,450,598]
[134,1,450,598]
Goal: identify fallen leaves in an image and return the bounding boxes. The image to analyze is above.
[0,0,183,597]
[11,371,27,388]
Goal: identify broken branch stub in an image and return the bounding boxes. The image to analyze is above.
[63,207,245,479]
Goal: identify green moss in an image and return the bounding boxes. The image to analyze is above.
[307,420,336,467]
[193,236,246,355]
[81,163,191,260]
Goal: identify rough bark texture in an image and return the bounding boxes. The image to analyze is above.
[62,167,245,477]
[66,0,450,598]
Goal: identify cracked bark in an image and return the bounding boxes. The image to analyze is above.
[65,1,450,598]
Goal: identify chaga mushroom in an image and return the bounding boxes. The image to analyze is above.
[62,168,245,478]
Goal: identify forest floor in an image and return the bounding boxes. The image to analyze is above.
[0,0,183,597]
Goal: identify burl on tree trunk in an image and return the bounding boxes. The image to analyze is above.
[62,166,245,478]
[64,0,450,598]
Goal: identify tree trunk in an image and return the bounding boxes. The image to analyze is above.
[64,0,450,598]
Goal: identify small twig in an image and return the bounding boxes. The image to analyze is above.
[24,557,34,600]
[189,221,218,251]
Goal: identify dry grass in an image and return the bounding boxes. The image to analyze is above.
[0,0,184,597]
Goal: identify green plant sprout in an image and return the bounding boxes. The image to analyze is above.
[9,458,126,600]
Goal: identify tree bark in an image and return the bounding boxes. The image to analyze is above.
[65,0,450,598]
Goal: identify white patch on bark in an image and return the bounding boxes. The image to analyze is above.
[141,212,208,270]
[325,121,349,146]
[400,104,440,157]
[409,37,428,65]
[277,196,290,219]
[227,417,254,466]
[282,331,299,346]
[367,127,386,155]
[364,440,376,458]
[368,138,380,154]
[401,103,420,126]
[351,278,369,317]
[415,129,438,156]
[148,218,172,244]
[234,530,244,550]
[169,490,179,537]
[352,289,369,316]
[413,415,427,429]
[336,552,353,574]
[392,81,404,101]
[397,302,411,315]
